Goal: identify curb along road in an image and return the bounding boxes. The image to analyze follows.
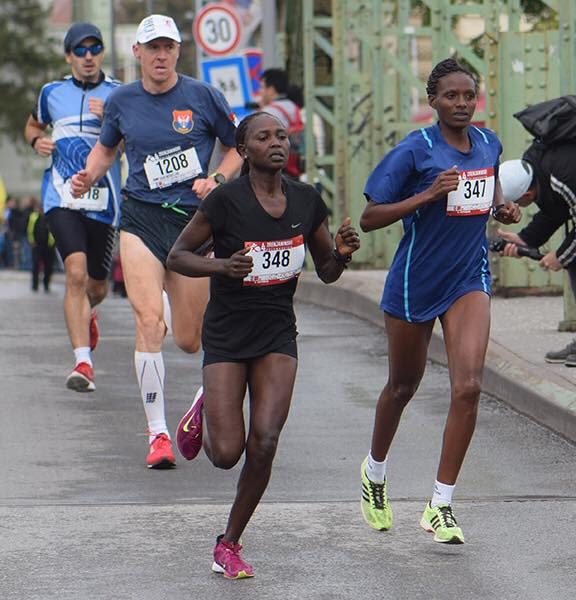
[296,270,576,444]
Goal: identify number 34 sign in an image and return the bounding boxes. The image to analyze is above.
[193,3,242,57]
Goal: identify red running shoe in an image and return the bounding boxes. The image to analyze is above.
[66,362,95,392]
[146,433,176,469]
[176,387,204,460]
[212,535,254,579]
[89,311,99,351]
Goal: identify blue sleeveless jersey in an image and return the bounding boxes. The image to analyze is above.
[100,75,237,207]
[364,124,502,322]
[35,75,123,226]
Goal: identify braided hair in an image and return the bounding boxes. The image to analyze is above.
[426,58,477,97]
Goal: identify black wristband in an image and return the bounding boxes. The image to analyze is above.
[30,136,41,149]
[332,248,352,267]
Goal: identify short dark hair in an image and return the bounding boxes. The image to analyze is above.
[261,68,288,95]
[426,58,477,97]
[235,112,285,175]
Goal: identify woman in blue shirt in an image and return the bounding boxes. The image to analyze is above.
[359,58,520,543]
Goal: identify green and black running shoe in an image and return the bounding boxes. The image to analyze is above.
[360,457,393,531]
[420,502,464,544]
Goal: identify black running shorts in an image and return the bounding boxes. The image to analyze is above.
[119,196,196,266]
[45,207,117,281]
[203,339,298,367]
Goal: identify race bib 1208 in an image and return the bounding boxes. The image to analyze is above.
[143,146,202,190]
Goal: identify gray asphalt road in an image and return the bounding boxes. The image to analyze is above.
[1,272,575,600]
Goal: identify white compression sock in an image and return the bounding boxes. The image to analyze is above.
[134,351,168,442]
[366,451,387,484]
[74,347,92,367]
[431,480,455,507]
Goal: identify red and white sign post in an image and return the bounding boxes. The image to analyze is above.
[193,3,242,57]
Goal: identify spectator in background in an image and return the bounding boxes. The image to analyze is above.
[259,68,326,182]
[498,150,576,366]
[8,196,32,271]
[27,196,56,293]
[259,68,305,179]
[259,68,302,125]
[18,196,34,271]
[1,196,16,267]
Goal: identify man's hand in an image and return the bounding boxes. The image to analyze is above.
[70,169,94,198]
[192,176,219,200]
[33,137,55,158]
[496,228,526,257]
[88,98,105,120]
[540,250,563,271]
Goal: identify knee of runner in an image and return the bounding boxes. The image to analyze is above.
[451,378,482,404]
[173,334,201,354]
[136,313,167,341]
[65,264,89,288]
[386,382,419,407]
[211,447,244,470]
[245,431,281,464]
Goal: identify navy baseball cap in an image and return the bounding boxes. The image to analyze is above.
[64,23,104,52]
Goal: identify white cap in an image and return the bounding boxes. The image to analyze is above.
[499,159,534,202]
[136,14,181,44]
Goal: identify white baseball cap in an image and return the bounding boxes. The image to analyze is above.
[136,14,181,44]
[499,159,534,202]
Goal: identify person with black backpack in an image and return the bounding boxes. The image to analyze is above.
[498,141,576,366]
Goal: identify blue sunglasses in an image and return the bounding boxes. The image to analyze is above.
[72,44,104,58]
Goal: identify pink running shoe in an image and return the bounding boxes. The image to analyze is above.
[66,362,95,392]
[176,387,204,460]
[146,433,176,469]
[89,311,99,352]
[212,535,254,579]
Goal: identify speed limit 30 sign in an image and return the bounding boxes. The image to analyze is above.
[193,3,242,56]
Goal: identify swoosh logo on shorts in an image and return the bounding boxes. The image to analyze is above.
[291,223,301,228]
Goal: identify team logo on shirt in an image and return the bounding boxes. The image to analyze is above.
[172,110,194,134]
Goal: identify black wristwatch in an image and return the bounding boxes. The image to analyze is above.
[210,172,226,185]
